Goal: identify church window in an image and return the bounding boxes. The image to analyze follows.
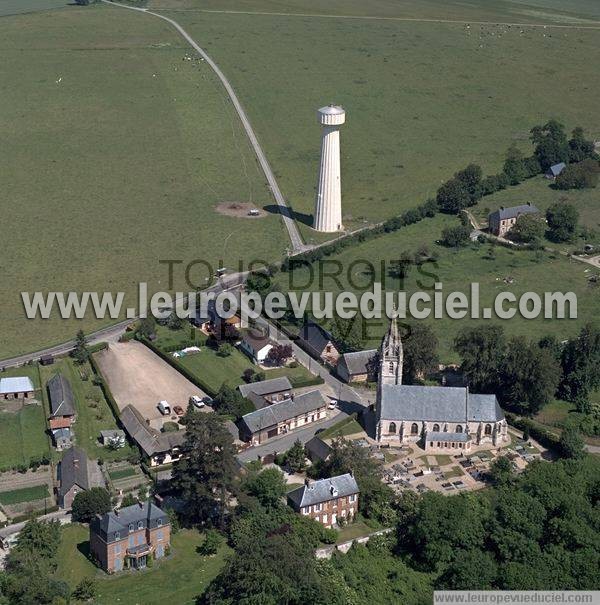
[388,362,394,372]
[456,425,462,433]
[485,424,492,435]
[433,424,440,432]
[388,422,397,434]
[411,423,418,435]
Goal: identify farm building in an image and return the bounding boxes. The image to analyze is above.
[0,376,35,400]
[545,162,566,179]
[57,446,90,509]
[120,405,185,467]
[337,349,378,383]
[304,435,332,463]
[488,203,540,237]
[239,390,328,444]
[47,373,76,449]
[100,429,126,448]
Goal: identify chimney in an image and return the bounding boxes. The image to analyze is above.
[138,500,144,509]
[349,469,354,477]
[304,477,310,487]
[114,508,119,517]
[500,206,505,211]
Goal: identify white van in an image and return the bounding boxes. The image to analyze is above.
[158,400,171,415]
[189,395,205,409]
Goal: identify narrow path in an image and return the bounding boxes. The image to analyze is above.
[102,0,306,254]
[154,8,600,31]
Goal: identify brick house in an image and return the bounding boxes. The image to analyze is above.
[90,501,171,572]
[488,203,540,237]
[298,322,340,365]
[287,474,360,528]
[47,373,77,449]
[238,390,328,445]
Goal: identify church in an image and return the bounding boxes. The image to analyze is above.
[375,316,508,452]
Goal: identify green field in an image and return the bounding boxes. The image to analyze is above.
[160,0,600,239]
[0,484,49,505]
[56,525,229,604]
[108,466,137,480]
[153,325,318,391]
[275,214,600,360]
[0,366,49,469]
[318,416,364,439]
[0,4,285,360]
[0,0,70,17]
[39,358,135,461]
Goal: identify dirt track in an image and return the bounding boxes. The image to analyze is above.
[94,342,206,428]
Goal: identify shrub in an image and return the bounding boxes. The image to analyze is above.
[198,529,223,556]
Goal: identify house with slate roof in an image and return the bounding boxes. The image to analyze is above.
[488,203,540,237]
[545,162,566,180]
[375,316,508,451]
[337,349,378,383]
[238,376,293,409]
[304,435,333,463]
[47,373,77,449]
[90,500,170,572]
[239,390,328,444]
[287,473,359,528]
[298,321,340,365]
[57,447,90,509]
[120,405,185,466]
[0,376,35,400]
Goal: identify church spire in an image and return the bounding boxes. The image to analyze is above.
[380,308,403,385]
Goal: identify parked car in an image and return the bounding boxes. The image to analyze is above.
[158,400,171,415]
[189,395,205,408]
[173,405,184,416]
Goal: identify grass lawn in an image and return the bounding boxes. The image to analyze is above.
[0,366,49,469]
[0,4,286,360]
[0,0,70,17]
[535,399,576,427]
[274,214,600,360]
[108,467,137,481]
[0,484,49,505]
[444,466,464,479]
[56,525,229,604]
[164,0,600,234]
[319,417,364,439]
[38,358,135,462]
[335,519,378,544]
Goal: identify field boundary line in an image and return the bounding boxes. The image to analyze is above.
[151,8,600,30]
[102,0,306,253]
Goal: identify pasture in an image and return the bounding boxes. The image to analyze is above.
[161,0,600,239]
[0,4,285,360]
[274,215,600,360]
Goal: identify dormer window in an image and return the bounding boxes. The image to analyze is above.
[157,518,163,527]
[114,531,120,540]
[128,523,134,532]
[137,521,144,530]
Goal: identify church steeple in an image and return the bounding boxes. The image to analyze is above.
[380,311,403,385]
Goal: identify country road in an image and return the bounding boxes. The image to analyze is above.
[102,0,306,254]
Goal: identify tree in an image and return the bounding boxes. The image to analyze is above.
[439,549,497,589]
[282,439,307,473]
[212,383,253,418]
[546,201,579,242]
[198,529,223,556]
[455,163,483,198]
[388,250,413,279]
[136,317,155,339]
[503,145,527,185]
[498,338,560,415]
[167,311,184,331]
[555,159,599,190]
[171,413,238,528]
[71,488,111,523]
[568,127,596,163]
[508,214,545,244]
[441,224,471,248]
[436,178,471,214]
[489,456,513,486]
[245,468,287,508]
[217,343,233,357]
[530,119,569,171]
[454,325,506,393]
[266,343,293,366]
[559,426,585,459]
[71,330,89,365]
[72,577,97,601]
[402,323,438,383]
[120,493,137,508]
[245,272,273,297]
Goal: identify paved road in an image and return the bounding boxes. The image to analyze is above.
[103,0,305,254]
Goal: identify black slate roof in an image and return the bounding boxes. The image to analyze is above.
[288,473,359,508]
[48,373,76,417]
[58,447,89,498]
[298,322,333,355]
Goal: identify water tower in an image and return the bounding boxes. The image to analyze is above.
[313,104,345,232]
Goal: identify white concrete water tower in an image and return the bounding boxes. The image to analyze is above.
[313,104,345,232]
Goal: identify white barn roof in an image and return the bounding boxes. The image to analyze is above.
[0,377,35,395]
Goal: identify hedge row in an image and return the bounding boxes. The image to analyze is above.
[139,337,217,398]
[87,341,109,354]
[88,353,122,421]
[505,411,560,451]
[290,375,325,388]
